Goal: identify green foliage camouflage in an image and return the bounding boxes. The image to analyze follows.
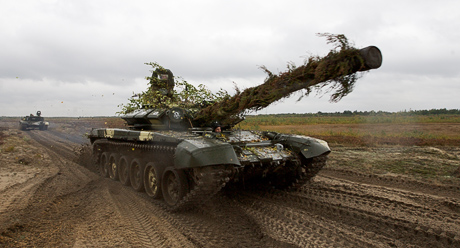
[118,62,230,114]
[119,34,378,127]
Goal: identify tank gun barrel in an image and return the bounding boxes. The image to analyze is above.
[194,46,382,125]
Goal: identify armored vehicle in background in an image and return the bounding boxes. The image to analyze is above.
[19,111,49,131]
[88,44,382,210]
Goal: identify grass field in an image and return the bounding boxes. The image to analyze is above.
[238,114,460,146]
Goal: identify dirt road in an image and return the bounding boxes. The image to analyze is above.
[1,120,459,247]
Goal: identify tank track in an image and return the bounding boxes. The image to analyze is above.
[288,154,328,190]
[172,165,234,211]
[92,139,234,211]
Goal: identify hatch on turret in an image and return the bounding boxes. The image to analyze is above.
[121,108,167,129]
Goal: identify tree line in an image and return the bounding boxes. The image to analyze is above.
[252,108,460,117]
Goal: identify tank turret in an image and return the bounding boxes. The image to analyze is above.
[19,110,49,131]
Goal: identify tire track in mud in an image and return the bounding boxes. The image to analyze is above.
[0,168,58,232]
[3,128,149,247]
[320,167,460,199]
[234,175,460,247]
[232,189,382,247]
[105,179,291,247]
[26,130,92,185]
[0,131,62,232]
[19,130,95,211]
[106,181,194,247]
[195,194,296,248]
[27,130,78,161]
[310,175,460,227]
[0,169,54,209]
[1,129,101,246]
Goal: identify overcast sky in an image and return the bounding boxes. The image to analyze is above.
[1,0,459,117]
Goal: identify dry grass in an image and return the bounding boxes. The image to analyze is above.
[326,146,460,183]
[238,123,460,146]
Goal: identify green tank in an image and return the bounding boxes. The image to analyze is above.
[88,45,382,210]
[19,111,49,131]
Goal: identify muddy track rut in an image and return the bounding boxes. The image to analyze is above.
[1,125,459,247]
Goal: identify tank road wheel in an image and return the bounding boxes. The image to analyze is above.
[129,158,144,192]
[144,162,162,199]
[99,152,110,178]
[108,153,120,181]
[161,167,189,208]
[118,156,130,186]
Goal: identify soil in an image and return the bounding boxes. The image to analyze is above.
[0,119,459,247]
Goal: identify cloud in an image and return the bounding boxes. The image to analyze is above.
[1,0,460,116]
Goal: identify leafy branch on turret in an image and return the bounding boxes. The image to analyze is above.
[118,33,382,128]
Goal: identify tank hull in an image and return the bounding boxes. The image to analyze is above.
[88,39,383,210]
[89,128,330,210]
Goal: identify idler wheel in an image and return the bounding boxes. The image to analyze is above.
[129,158,145,192]
[144,162,162,199]
[161,167,189,207]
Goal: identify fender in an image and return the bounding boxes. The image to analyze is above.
[174,139,240,169]
[264,131,331,159]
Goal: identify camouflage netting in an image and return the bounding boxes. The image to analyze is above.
[119,34,382,128]
[118,63,230,114]
[194,33,377,125]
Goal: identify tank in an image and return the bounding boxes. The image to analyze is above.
[19,111,49,131]
[88,44,382,210]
